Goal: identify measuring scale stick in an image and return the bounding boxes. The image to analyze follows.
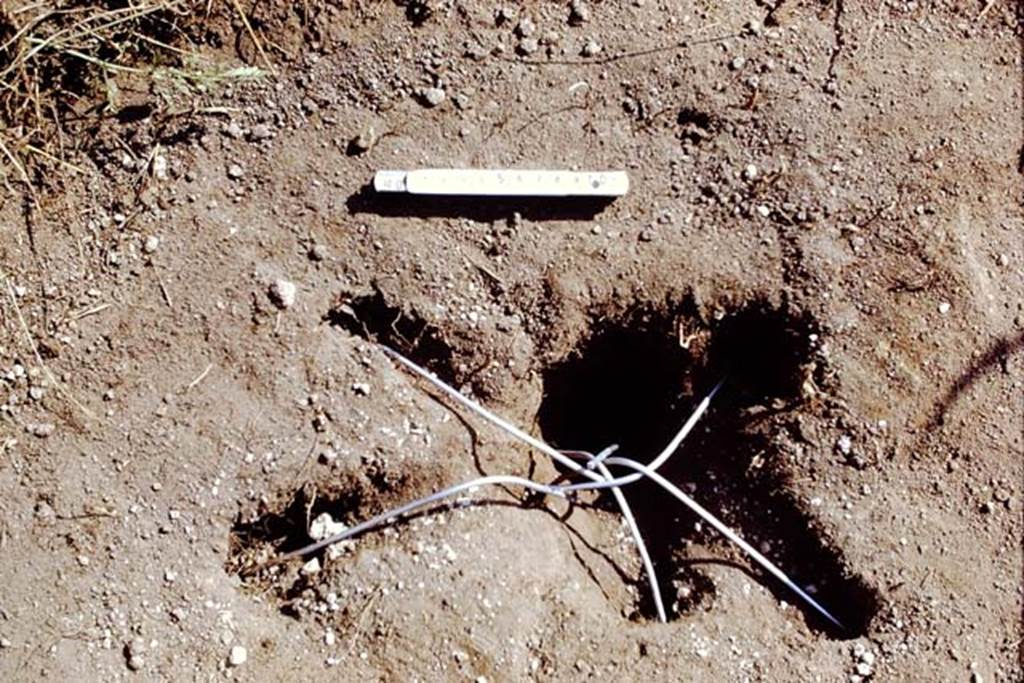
[373,169,630,197]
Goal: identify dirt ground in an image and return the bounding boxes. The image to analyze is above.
[0,0,1022,681]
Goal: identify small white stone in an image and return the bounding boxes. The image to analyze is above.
[126,637,147,670]
[860,651,876,666]
[420,88,446,107]
[152,154,168,180]
[268,280,297,309]
[143,236,160,253]
[228,645,247,667]
[569,0,590,25]
[581,39,601,57]
[515,16,536,37]
[324,630,336,647]
[351,382,370,396]
[30,422,55,438]
[937,301,951,315]
[227,163,244,179]
[744,163,759,180]
[855,662,872,676]
[309,512,347,542]
[836,434,853,455]
[517,37,539,55]
[730,56,747,70]
[301,558,322,575]
[756,204,771,217]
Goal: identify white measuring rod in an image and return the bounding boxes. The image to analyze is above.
[373,169,629,197]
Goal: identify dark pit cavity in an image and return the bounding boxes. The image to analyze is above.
[537,303,879,638]
[227,470,417,615]
[676,107,718,144]
[325,288,455,381]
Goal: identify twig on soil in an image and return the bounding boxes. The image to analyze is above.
[70,302,111,321]
[228,0,274,73]
[186,362,213,391]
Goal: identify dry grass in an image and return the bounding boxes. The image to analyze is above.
[0,0,267,190]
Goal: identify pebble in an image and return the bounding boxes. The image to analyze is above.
[29,422,55,438]
[756,204,771,217]
[517,37,539,55]
[227,163,244,179]
[581,39,602,57]
[855,662,873,676]
[143,236,160,254]
[126,637,146,671]
[309,512,347,541]
[228,645,247,667]
[249,124,273,141]
[224,121,245,139]
[420,87,446,107]
[268,279,297,309]
[569,0,590,25]
[349,126,376,154]
[515,17,536,37]
[938,301,951,315]
[744,163,759,180]
[152,154,168,180]
[495,7,516,25]
[352,382,371,396]
[324,630,336,647]
[308,243,328,261]
[301,557,322,576]
[730,56,747,70]
[836,434,853,455]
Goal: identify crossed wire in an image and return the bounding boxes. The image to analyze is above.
[280,346,843,631]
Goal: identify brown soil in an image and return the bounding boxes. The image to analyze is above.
[0,1,1021,681]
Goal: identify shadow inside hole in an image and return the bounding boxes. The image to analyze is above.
[324,288,455,382]
[228,483,366,561]
[345,184,616,222]
[536,305,879,638]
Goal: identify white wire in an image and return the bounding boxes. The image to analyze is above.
[379,346,605,483]
[279,345,840,632]
[557,379,724,493]
[280,475,565,560]
[561,449,666,622]
[594,456,846,632]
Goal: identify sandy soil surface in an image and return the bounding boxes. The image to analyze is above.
[0,1,1021,681]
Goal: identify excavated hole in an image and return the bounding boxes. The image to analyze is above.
[537,303,879,638]
[324,289,455,382]
[226,465,449,616]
